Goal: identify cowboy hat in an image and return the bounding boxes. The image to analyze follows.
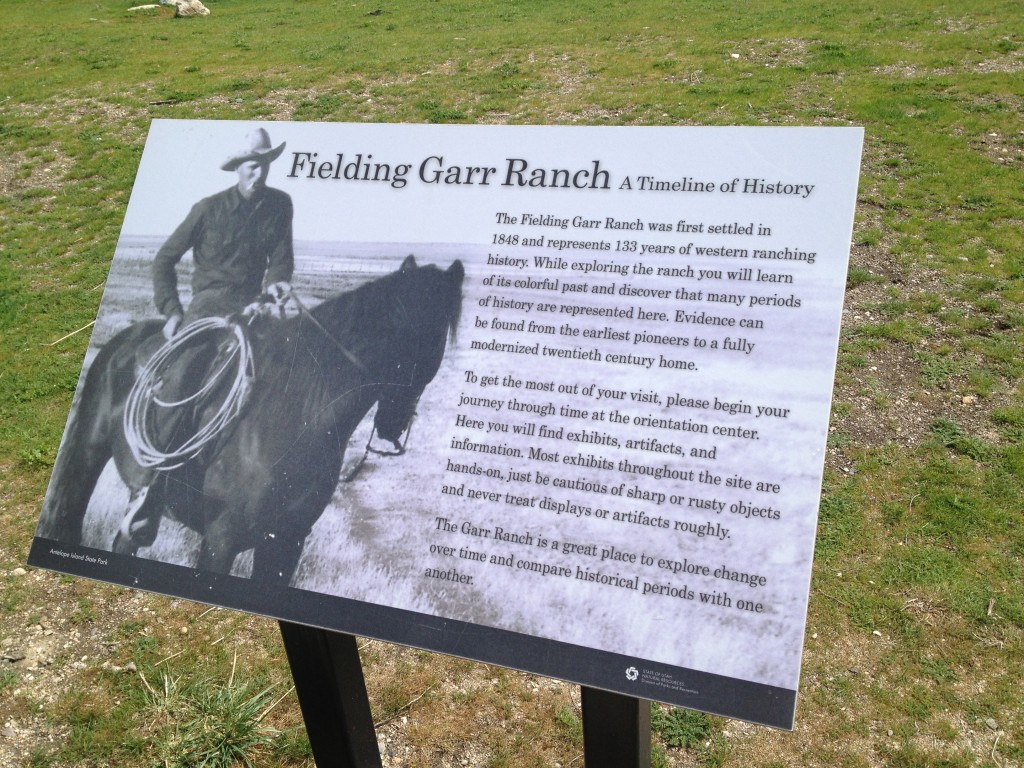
[220,128,286,171]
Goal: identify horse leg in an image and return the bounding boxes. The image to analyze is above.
[250,470,340,587]
[194,500,247,576]
[252,527,310,587]
[200,491,307,585]
[109,428,171,554]
[196,536,242,576]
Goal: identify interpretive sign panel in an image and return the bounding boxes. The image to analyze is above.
[29,120,862,728]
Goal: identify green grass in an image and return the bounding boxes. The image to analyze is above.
[1,0,1022,766]
[49,670,283,768]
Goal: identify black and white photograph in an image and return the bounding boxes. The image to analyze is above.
[29,119,863,727]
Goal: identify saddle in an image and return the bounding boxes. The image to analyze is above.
[125,316,256,471]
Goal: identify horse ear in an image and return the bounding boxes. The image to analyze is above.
[400,255,417,272]
[447,260,465,285]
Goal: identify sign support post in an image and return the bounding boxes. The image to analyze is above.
[280,623,653,768]
[279,622,383,768]
[582,686,652,768]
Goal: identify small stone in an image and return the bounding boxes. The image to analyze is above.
[985,718,998,731]
[125,661,138,673]
[11,568,26,577]
[962,395,976,405]
[1,726,16,739]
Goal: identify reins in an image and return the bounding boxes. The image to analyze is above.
[286,289,369,374]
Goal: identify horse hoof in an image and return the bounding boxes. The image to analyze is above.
[111,531,139,557]
[127,517,159,548]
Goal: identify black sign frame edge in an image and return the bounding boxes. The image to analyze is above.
[28,536,797,729]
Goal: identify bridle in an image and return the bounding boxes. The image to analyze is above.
[280,288,419,481]
[341,411,418,483]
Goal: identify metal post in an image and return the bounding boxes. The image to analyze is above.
[279,622,382,768]
[581,687,651,768]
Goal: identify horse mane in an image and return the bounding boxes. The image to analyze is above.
[255,260,462,379]
[308,261,462,346]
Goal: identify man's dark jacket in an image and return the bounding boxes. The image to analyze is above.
[153,185,294,321]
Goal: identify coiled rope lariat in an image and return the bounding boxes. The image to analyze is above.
[125,288,413,479]
[123,317,255,471]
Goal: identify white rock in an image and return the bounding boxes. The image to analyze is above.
[175,0,210,17]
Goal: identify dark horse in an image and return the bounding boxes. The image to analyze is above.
[37,256,464,584]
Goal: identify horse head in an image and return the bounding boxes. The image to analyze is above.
[372,256,464,446]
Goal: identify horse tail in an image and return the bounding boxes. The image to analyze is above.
[445,260,465,343]
[36,321,162,543]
